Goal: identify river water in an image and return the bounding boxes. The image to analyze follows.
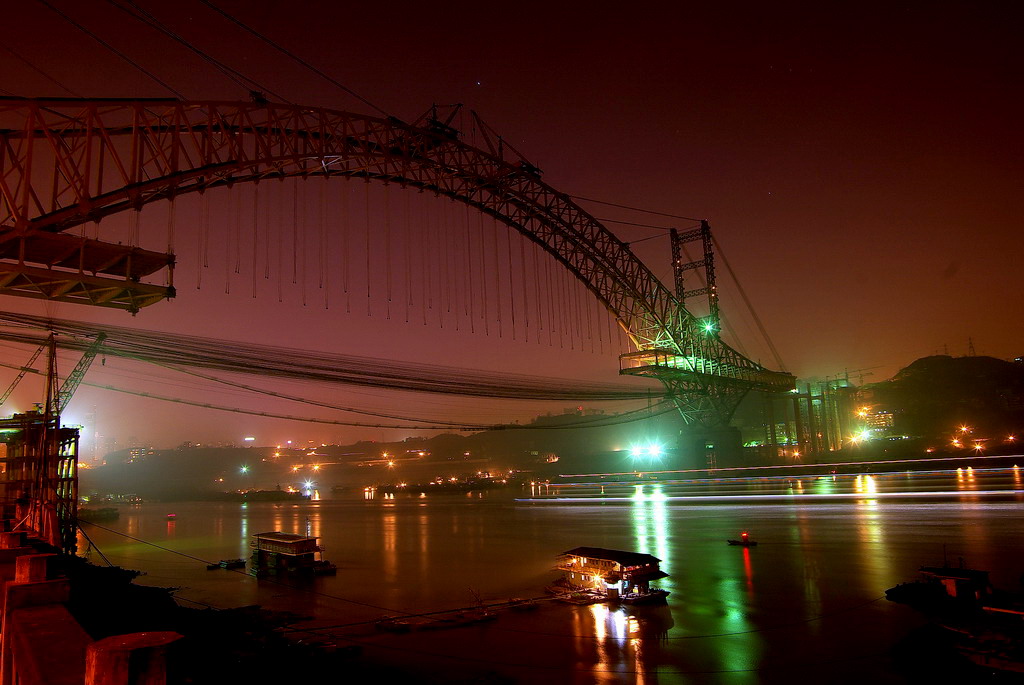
[78,465,1024,684]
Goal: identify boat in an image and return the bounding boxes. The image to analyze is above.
[206,558,247,570]
[727,531,757,546]
[249,531,337,576]
[620,588,670,605]
[887,561,1024,674]
[551,547,670,604]
[166,513,177,520]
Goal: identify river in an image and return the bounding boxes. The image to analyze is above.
[78,465,1024,684]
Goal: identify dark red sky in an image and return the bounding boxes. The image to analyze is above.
[1,1,1021,448]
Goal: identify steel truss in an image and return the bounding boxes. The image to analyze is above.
[0,97,793,424]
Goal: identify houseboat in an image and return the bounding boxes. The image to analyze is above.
[249,531,337,576]
[553,547,669,604]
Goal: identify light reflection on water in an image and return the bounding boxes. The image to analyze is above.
[79,469,1024,683]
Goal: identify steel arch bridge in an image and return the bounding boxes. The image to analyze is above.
[0,97,794,425]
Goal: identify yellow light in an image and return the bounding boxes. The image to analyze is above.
[312,464,321,471]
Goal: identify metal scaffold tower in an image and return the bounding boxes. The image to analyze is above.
[0,332,104,554]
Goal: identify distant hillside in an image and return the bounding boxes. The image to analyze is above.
[863,355,1024,436]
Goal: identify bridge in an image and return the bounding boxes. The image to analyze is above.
[0,97,793,424]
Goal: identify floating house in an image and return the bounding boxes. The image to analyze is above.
[249,531,336,576]
[554,547,668,603]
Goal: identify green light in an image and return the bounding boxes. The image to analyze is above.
[630,442,663,459]
[704,322,715,332]
[240,465,249,474]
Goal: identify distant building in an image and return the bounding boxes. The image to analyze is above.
[865,411,894,430]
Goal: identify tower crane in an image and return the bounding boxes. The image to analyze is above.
[0,344,46,408]
[53,332,107,416]
[0,333,107,416]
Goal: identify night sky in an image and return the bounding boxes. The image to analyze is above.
[1,1,1021,448]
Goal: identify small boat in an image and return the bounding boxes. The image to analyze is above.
[312,560,338,576]
[166,513,177,520]
[507,598,540,611]
[207,558,247,570]
[727,531,757,546]
[620,589,670,605]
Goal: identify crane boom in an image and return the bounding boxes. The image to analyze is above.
[55,333,107,415]
[0,344,46,407]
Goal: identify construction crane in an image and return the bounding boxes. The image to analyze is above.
[0,344,46,408]
[54,332,107,416]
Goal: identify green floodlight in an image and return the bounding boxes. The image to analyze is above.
[630,442,664,458]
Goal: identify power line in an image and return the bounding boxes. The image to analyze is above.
[103,0,289,103]
[34,0,185,99]
[198,0,389,117]
[597,216,697,231]
[0,43,82,97]
[570,194,703,222]
[0,312,661,402]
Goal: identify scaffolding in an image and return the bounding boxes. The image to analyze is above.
[0,410,79,554]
